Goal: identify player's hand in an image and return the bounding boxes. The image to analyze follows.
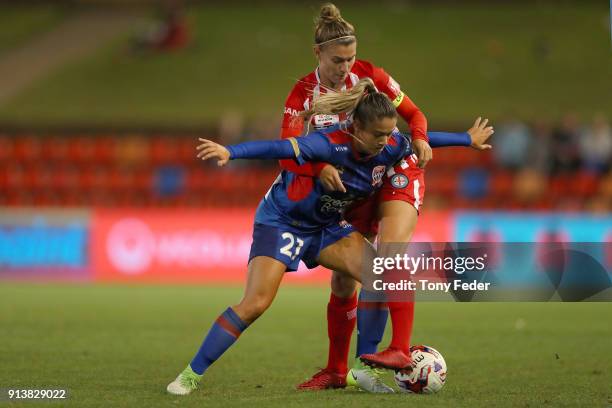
[467,117,494,150]
[196,138,231,166]
[318,164,346,193]
[412,138,432,168]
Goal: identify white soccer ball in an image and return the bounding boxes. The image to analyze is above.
[394,345,447,394]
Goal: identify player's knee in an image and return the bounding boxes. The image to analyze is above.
[237,296,272,322]
[330,272,357,298]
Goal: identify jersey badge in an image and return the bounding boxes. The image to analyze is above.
[390,173,409,189]
[371,165,386,187]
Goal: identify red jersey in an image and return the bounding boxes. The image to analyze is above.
[280,59,427,176]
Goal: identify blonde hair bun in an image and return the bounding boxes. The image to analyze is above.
[318,3,343,24]
[314,3,356,45]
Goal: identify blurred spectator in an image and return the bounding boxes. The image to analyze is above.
[551,113,581,173]
[579,113,611,175]
[492,117,531,169]
[132,1,190,53]
[532,36,552,61]
[459,167,489,200]
[235,115,280,168]
[246,115,279,142]
[116,135,149,164]
[513,167,546,204]
[584,196,611,215]
[218,110,244,145]
[155,166,186,197]
[526,120,553,175]
[598,170,612,201]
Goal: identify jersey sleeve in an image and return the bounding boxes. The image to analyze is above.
[427,131,471,147]
[294,132,333,163]
[227,132,332,164]
[362,60,428,142]
[279,85,329,176]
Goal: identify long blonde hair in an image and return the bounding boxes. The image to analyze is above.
[302,78,396,130]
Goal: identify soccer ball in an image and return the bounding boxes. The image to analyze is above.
[394,345,447,394]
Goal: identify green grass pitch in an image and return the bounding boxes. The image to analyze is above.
[1,283,610,407]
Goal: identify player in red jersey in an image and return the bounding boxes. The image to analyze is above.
[283,4,493,392]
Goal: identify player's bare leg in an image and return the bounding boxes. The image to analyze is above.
[334,233,394,393]
[232,256,287,323]
[167,257,286,395]
[316,232,373,283]
[359,200,417,370]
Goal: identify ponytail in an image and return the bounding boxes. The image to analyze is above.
[301,78,397,130]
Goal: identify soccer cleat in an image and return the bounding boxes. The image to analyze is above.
[346,359,394,393]
[166,365,203,395]
[359,347,413,370]
[296,368,347,390]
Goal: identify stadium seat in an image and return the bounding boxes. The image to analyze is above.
[151,136,181,164]
[44,137,70,162]
[68,137,96,163]
[94,136,116,163]
[14,136,42,162]
[179,137,197,162]
[489,171,514,198]
[0,135,14,162]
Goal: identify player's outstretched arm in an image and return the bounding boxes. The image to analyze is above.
[197,133,332,166]
[426,117,494,149]
[197,137,299,167]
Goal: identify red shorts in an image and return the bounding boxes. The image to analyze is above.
[345,154,425,236]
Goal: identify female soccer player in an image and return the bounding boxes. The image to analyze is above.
[281,3,493,392]
[166,79,492,395]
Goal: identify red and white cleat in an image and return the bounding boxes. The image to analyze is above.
[359,347,413,370]
[296,368,347,390]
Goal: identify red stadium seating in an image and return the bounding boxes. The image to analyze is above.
[1,133,606,210]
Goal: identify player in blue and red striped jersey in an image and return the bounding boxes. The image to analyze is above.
[280,4,492,392]
[166,79,492,395]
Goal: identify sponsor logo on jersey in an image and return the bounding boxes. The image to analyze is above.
[371,165,386,187]
[313,113,339,128]
[339,220,352,229]
[388,76,401,97]
[390,173,409,189]
[320,195,354,213]
[284,107,299,116]
[334,145,349,152]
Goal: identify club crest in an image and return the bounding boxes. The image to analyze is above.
[391,174,409,189]
[371,165,386,186]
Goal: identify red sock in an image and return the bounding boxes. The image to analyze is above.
[387,301,415,354]
[326,292,358,375]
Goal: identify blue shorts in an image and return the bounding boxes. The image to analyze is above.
[248,221,355,272]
